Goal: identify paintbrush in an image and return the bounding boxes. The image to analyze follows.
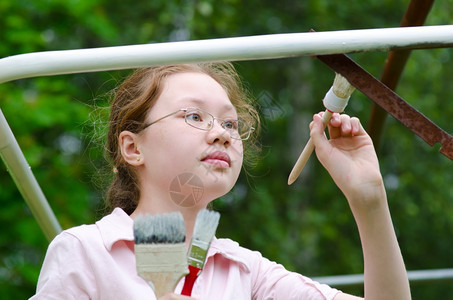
[181,209,220,296]
[134,212,189,298]
[288,73,355,185]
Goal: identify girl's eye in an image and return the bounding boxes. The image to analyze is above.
[186,113,203,122]
[223,120,238,130]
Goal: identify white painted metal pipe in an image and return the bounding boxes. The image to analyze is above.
[1,25,453,84]
[0,109,62,241]
[313,268,453,287]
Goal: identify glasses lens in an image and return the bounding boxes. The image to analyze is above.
[224,119,252,140]
[237,120,253,140]
[184,107,253,140]
[185,108,213,130]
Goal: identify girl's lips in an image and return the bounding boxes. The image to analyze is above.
[201,151,231,168]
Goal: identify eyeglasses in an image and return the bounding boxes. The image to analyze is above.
[143,107,255,140]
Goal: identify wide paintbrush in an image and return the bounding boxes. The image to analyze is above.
[181,209,220,296]
[134,212,189,298]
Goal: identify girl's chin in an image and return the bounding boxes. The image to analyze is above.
[164,170,236,209]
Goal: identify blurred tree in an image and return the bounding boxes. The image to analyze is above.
[0,0,452,298]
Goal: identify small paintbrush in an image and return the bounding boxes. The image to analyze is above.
[134,212,189,298]
[181,209,220,296]
[288,73,356,185]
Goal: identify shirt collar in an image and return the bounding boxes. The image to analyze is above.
[95,208,250,273]
[96,207,134,251]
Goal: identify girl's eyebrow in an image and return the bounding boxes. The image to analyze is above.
[180,97,237,115]
[180,97,205,106]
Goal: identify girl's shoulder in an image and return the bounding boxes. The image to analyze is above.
[49,207,133,252]
[211,237,261,256]
[209,237,266,272]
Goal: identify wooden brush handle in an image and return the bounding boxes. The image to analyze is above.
[288,110,333,185]
[181,265,201,296]
[135,243,189,298]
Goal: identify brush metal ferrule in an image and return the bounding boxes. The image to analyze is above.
[187,239,210,269]
[323,86,350,113]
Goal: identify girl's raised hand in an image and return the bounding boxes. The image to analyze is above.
[309,112,385,209]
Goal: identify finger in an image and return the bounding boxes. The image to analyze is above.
[309,112,325,130]
[340,114,352,136]
[350,117,361,136]
[328,113,342,127]
[352,117,368,137]
[310,113,330,156]
[327,113,342,139]
[310,114,326,139]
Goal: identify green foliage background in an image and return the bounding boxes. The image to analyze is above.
[1,0,452,298]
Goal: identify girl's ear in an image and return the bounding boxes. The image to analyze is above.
[119,131,144,166]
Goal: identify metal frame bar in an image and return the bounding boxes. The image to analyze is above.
[367,0,435,148]
[0,110,62,241]
[0,26,452,285]
[1,25,453,84]
[313,268,453,288]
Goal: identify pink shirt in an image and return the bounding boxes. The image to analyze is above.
[31,208,341,300]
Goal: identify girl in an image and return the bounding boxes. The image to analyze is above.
[32,62,411,299]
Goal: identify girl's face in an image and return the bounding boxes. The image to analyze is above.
[135,72,244,209]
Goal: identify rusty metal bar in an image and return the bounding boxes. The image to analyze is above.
[317,53,453,160]
[368,0,435,149]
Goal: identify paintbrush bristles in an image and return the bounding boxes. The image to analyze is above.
[134,212,186,244]
[332,73,356,99]
[193,209,220,242]
[187,209,220,269]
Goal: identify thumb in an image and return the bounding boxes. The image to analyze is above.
[310,113,328,147]
[309,113,332,163]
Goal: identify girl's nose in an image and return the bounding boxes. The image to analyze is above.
[206,120,231,146]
